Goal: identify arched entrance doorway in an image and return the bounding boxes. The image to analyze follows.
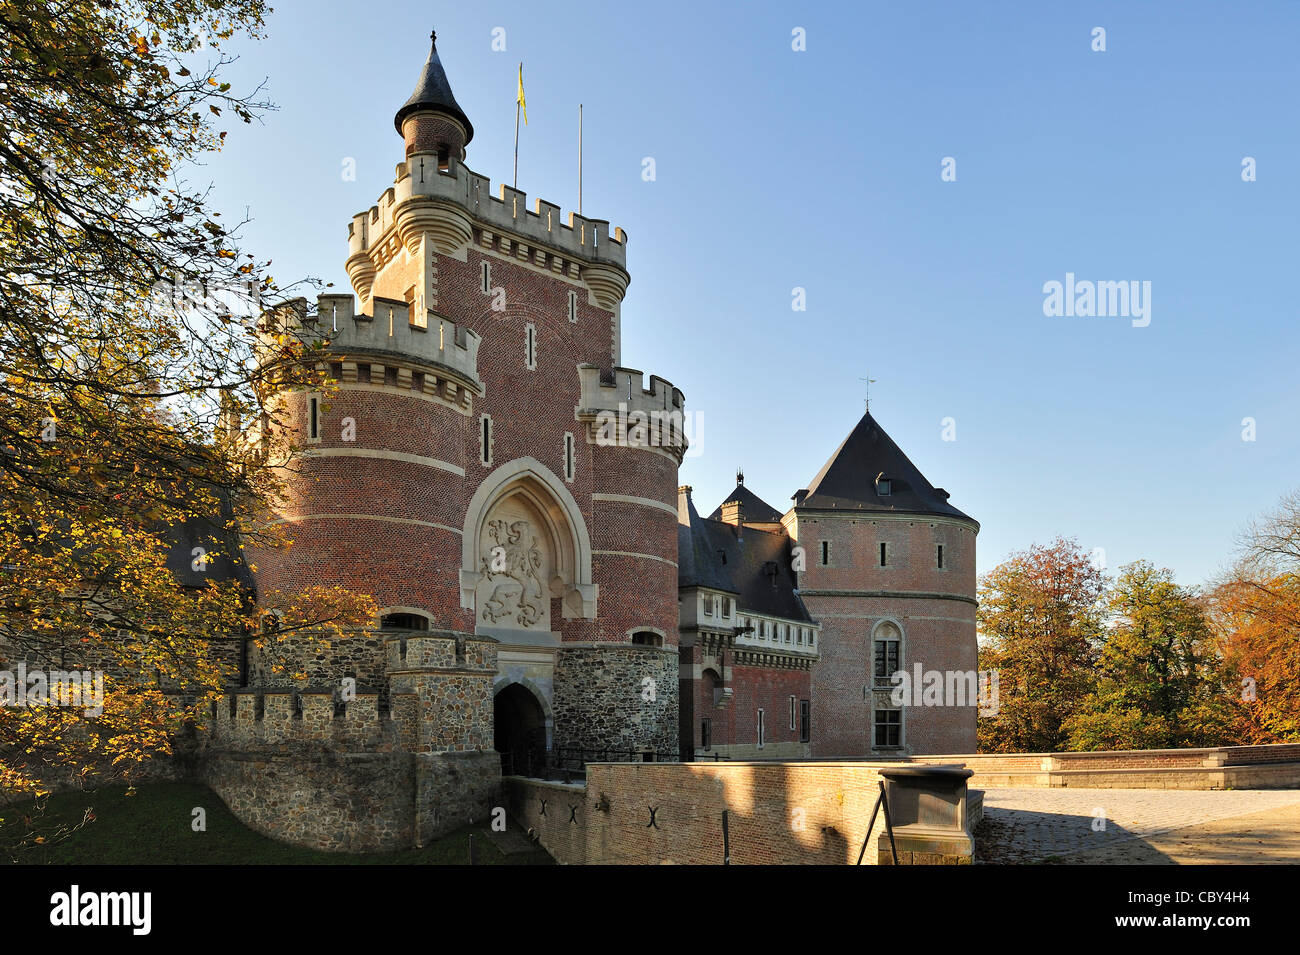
[494,683,547,776]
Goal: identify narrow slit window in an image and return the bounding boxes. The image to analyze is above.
[880,542,888,567]
[567,289,578,323]
[525,323,536,370]
[756,708,765,748]
[820,540,829,566]
[937,544,944,569]
[480,414,493,466]
[481,261,491,294]
[563,432,576,482]
[308,396,320,441]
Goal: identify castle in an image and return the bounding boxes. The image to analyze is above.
[198,32,979,851]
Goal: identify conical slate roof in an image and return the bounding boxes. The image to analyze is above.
[394,31,474,142]
[708,481,784,523]
[798,411,977,525]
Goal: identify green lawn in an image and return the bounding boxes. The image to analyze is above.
[1,781,552,865]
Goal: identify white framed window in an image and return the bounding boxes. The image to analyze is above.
[563,432,576,482]
[567,289,578,323]
[524,322,537,370]
[480,260,491,294]
[703,594,713,616]
[757,708,765,749]
[479,413,493,467]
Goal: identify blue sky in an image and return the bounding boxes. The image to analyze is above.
[203,1,1300,587]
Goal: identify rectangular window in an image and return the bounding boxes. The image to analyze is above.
[567,289,578,323]
[789,695,797,730]
[874,638,900,682]
[874,709,902,748]
[756,708,765,749]
[479,414,493,466]
[701,718,711,751]
[800,700,811,743]
[563,432,575,482]
[703,595,712,616]
[480,261,491,294]
[937,543,944,569]
[880,542,888,567]
[820,540,829,566]
[524,323,536,370]
[308,395,320,441]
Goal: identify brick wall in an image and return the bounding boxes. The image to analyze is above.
[506,761,907,865]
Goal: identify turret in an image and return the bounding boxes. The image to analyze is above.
[394,31,474,162]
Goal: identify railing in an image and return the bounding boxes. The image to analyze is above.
[500,747,680,783]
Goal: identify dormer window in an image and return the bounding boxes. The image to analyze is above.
[875,473,892,496]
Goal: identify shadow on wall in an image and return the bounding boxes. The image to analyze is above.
[504,761,925,865]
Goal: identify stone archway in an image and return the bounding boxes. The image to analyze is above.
[493,682,548,776]
[460,457,597,629]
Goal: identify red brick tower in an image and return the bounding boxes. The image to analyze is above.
[253,31,686,770]
[786,410,979,756]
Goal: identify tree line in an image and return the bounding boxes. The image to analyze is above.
[977,498,1300,752]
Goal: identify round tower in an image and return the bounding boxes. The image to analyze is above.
[787,410,980,756]
[257,28,684,767]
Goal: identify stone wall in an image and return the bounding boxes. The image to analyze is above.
[202,747,416,851]
[551,645,678,755]
[908,743,1300,789]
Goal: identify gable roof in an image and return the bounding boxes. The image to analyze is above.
[798,411,977,525]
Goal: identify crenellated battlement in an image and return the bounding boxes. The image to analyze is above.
[206,689,411,750]
[575,364,689,459]
[351,156,625,266]
[576,363,685,417]
[272,293,482,396]
[383,631,498,674]
[346,156,630,309]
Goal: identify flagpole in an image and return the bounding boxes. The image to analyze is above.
[513,61,521,191]
[578,103,583,215]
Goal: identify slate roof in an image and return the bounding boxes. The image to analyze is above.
[797,411,977,526]
[707,481,784,523]
[394,31,474,142]
[679,493,813,622]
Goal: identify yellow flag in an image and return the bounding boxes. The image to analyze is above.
[516,63,527,125]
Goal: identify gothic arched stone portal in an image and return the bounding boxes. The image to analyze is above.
[460,457,597,629]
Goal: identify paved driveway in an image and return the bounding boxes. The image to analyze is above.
[975,787,1300,864]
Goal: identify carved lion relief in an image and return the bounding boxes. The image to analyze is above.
[475,506,551,631]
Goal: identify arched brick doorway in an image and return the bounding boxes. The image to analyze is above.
[494,682,547,777]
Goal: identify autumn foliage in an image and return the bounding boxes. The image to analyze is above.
[0,0,375,810]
